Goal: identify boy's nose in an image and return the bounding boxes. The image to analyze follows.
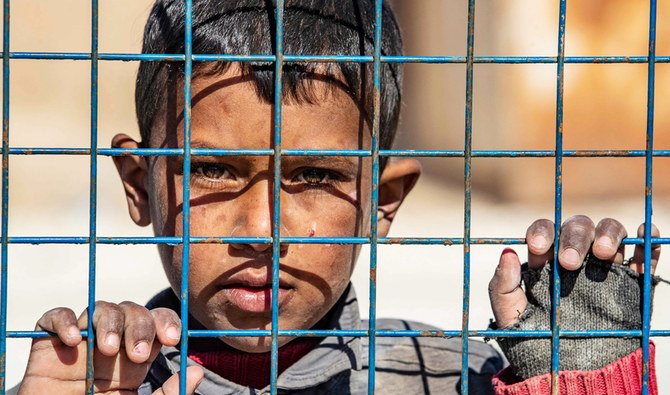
[228,182,290,255]
[229,222,291,255]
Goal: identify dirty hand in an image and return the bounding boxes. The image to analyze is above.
[18,301,203,394]
[488,216,661,378]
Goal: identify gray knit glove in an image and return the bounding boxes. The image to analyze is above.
[495,254,659,380]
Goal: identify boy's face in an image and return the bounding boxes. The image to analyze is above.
[114,66,420,352]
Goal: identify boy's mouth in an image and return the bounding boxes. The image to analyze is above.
[219,273,293,313]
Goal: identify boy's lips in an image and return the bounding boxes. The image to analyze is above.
[219,272,293,313]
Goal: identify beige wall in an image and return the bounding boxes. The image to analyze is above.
[393,0,670,201]
[8,1,669,204]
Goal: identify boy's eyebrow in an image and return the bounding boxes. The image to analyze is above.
[190,141,234,150]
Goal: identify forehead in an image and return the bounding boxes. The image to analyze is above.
[153,67,371,150]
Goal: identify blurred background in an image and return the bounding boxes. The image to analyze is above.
[4,0,670,389]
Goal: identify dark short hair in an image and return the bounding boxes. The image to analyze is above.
[136,0,403,150]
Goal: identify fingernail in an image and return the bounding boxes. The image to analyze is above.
[596,238,615,252]
[105,333,120,348]
[166,325,180,341]
[530,236,547,250]
[67,326,80,340]
[502,248,517,256]
[134,341,150,356]
[561,248,582,267]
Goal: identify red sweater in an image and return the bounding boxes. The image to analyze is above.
[493,344,657,395]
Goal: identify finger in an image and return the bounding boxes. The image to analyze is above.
[151,308,182,347]
[153,367,204,395]
[558,215,596,270]
[630,223,661,274]
[91,301,125,357]
[35,308,82,347]
[91,339,163,392]
[489,248,527,328]
[593,218,627,263]
[526,219,555,269]
[119,301,157,364]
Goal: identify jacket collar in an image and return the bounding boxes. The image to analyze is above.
[146,284,363,392]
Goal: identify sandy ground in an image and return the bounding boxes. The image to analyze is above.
[3,171,669,390]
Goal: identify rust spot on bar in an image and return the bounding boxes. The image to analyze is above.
[370,267,377,283]
[0,354,4,387]
[386,237,402,244]
[86,377,94,394]
[428,330,446,338]
[203,237,224,244]
[443,239,454,246]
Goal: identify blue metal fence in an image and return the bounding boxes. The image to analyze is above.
[0,0,667,394]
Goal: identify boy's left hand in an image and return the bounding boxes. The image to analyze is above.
[488,215,661,330]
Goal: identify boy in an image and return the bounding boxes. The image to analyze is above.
[14,0,662,393]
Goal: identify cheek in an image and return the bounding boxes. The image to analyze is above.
[147,158,178,236]
[286,194,364,237]
[288,243,354,326]
[148,162,227,291]
[160,244,224,299]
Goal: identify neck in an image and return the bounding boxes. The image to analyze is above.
[188,337,322,388]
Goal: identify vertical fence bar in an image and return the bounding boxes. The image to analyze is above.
[0,0,8,392]
[460,0,475,393]
[270,0,285,393]
[85,1,99,393]
[641,0,657,393]
[367,1,382,394]
[551,0,567,393]
[179,0,193,394]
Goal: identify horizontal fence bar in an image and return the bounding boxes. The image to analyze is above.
[5,52,670,64]
[7,236,670,245]
[8,148,670,158]
[8,329,670,339]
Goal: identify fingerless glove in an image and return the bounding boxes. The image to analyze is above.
[495,255,659,380]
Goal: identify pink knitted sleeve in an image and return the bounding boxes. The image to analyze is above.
[492,343,657,395]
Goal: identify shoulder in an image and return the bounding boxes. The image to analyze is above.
[357,319,503,394]
[365,319,503,375]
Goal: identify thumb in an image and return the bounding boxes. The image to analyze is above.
[152,366,204,395]
[489,248,527,328]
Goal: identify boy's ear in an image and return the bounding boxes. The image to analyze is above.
[377,158,422,237]
[111,133,151,227]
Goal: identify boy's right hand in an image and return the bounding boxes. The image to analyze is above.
[18,301,204,395]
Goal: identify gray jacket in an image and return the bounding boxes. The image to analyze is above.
[139,285,504,394]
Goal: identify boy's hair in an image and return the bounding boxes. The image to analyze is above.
[136,0,403,150]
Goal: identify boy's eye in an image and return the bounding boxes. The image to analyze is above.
[292,168,340,186]
[191,163,234,180]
